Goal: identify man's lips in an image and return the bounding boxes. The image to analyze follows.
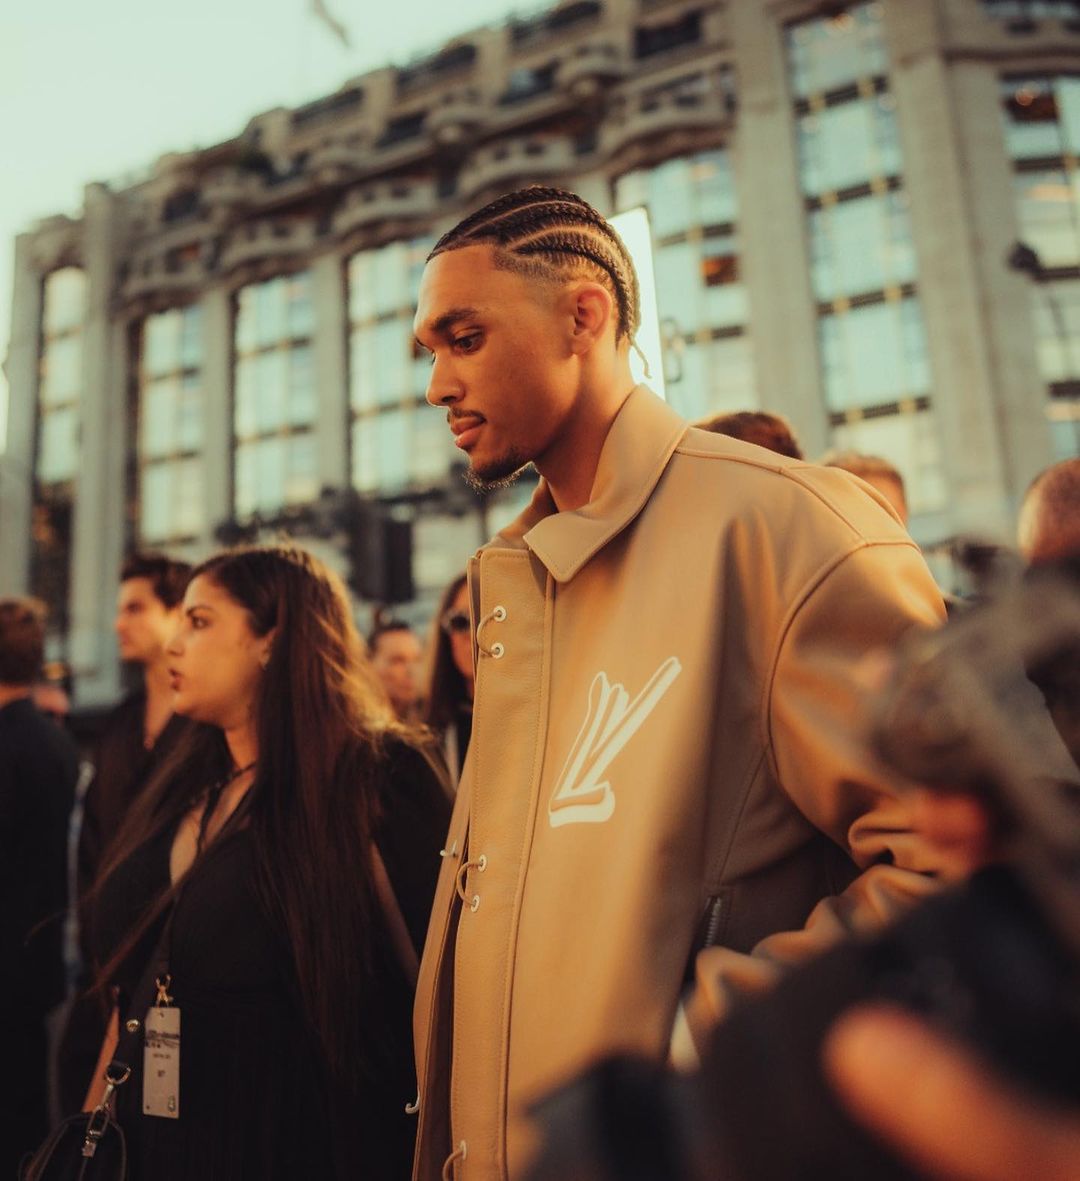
[450,414,485,450]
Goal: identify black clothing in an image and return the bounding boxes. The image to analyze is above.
[77,691,187,900]
[0,698,79,1173]
[90,739,450,1180]
[59,692,187,1112]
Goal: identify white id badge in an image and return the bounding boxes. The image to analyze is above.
[143,1006,180,1119]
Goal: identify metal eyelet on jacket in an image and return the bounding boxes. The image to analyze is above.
[441,1140,467,1180]
[476,604,507,659]
[454,854,487,906]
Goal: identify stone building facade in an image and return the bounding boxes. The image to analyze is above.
[3,0,1078,705]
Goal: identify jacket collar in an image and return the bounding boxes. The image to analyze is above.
[490,385,688,583]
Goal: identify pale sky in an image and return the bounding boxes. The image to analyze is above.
[0,0,528,449]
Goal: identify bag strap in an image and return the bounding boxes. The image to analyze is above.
[371,845,419,990]
[77,904,175,1161]
[107,904,176,1080]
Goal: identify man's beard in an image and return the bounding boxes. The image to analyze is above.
[463,452,533,494]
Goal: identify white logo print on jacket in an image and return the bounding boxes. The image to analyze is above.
[548,656,683,827]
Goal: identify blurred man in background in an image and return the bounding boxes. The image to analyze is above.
[0,597,78,1172]
[1018,457,1080,566]
[58,552,190,1110]
[824,451,909,527]
[696,410,804,460]
[369,619,424,722]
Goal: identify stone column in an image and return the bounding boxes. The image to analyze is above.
[199,284,234,545]
[948,58,1055,503]
[0,235,42,595]
[68,184,125,705]
[727,0,829,456]
[311,251,349,492]
[883,0,1049,537]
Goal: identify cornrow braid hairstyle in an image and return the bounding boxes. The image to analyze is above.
[429,186,641,341]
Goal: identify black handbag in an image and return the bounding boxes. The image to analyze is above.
[19,1070,130,1181]
[19,922,171,1181]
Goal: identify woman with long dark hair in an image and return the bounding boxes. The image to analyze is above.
[422,573,473,791]
[83,545,450,1179]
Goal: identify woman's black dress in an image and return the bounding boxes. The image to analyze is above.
[90,741,450,1181]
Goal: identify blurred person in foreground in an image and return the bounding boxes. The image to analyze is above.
[80,545,450,1179]
[410,185,951,1179]
[826,751,1079,1178]
[696,410,804,460]
[423,573,474,791]
[823,451,909,527]
[826,543,1080,1181]
[0,598,78,1174]
[58,552,192,1111]
[369,619,425,722]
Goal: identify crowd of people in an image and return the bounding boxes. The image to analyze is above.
[2,185,1079,1181]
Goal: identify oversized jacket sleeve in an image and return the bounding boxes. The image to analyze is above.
[673,537,948,1064]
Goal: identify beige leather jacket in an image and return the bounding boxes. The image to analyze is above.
[412,386,947,1180]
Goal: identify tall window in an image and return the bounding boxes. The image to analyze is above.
[982,1,1080,23]
[137,306,204,543]
[786,1,947,515]
[614,147,756,421]
[36,268,85,485]
[1002,74,1080,458]
[347,235,457,494]
[32,267,86,641]
[234,272,318,519]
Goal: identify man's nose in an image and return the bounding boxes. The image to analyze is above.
[425,353,462,407]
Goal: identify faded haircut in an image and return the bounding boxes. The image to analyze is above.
[428,186,641,342]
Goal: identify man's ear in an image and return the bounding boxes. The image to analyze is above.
[567,283,615,355]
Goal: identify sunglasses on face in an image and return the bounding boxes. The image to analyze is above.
[441,610,471,636]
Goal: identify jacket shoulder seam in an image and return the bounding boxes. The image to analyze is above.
[672,447,902,544]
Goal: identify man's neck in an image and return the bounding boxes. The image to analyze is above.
[540,375,635,512]
[0,684,32,710]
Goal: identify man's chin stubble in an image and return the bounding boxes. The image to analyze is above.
[463,455,533,494]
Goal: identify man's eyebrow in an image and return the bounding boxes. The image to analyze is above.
[416,306,483,347]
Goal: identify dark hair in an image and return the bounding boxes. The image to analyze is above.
[95,544,419,1086]
[0,597,46,684]
[368,619,414,654]
[429,185,641,341]
[423,573,469,733]
[120,552,192,610]
[697,410,804,460]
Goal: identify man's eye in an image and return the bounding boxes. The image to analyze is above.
[454,334,480,353]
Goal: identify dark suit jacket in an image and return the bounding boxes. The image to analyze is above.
[0,697,79,1013]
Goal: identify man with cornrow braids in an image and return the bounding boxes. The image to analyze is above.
[411,186,949,1180]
